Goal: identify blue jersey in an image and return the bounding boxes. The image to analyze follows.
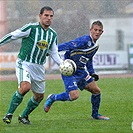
[58,35,99,75]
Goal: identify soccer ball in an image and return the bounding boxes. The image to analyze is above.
[59,59,77,76]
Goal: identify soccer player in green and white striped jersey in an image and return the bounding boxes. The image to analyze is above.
[1,6,63,124]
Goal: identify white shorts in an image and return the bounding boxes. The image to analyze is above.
[16,58,46,94]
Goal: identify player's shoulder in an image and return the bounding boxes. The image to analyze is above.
[75,35,91,42]
[48,27,57,35]
[28,22,40,28]
[79,35,90,40]
[20,22,39,31]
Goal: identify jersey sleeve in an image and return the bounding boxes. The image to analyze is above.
[58,36,87,52]
[48,37,63,65]
[58,42,71,51]
[0,23,31,46]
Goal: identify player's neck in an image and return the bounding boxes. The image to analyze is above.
[42,25,49,30]
[40,23,49,30]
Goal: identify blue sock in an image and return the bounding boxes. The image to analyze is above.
[91,93,101,118]
[51,92,71,101]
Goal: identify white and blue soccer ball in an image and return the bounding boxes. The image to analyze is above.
[59,59,77,76]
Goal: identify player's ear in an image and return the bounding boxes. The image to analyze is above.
[39,14,41,19]
[89,28,91,32]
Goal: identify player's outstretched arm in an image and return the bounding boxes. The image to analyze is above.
[0,24,31,46]
[0,33,12,46]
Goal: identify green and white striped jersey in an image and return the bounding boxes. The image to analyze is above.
[0,22,61,65]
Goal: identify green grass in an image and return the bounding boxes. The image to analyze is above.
[0,77,132,133]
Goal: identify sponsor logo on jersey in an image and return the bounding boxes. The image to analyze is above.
[79,56,89,64]
[37,40,48,50]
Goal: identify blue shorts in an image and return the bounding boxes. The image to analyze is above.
[61,69,93,92]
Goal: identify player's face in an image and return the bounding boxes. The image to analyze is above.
[39,10,54,30]
[90,25,103,43]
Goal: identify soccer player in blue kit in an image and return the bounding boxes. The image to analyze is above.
[44,20,110,120]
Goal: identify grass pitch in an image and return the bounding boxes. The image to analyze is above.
[0,77,132,133]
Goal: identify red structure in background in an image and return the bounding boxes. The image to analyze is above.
[0,0,7,51]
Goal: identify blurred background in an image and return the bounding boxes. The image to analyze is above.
[0,0,132,76]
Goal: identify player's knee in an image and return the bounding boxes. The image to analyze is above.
[39,94,44,101]
[69,90,79,100]
[19,81,31,95]
[33,91,44,102]
[93,87,100,94]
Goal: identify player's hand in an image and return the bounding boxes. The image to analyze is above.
[91,73,99,81]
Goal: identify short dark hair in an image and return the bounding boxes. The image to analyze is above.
[91,20,103,29]
[40,6,54,14]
